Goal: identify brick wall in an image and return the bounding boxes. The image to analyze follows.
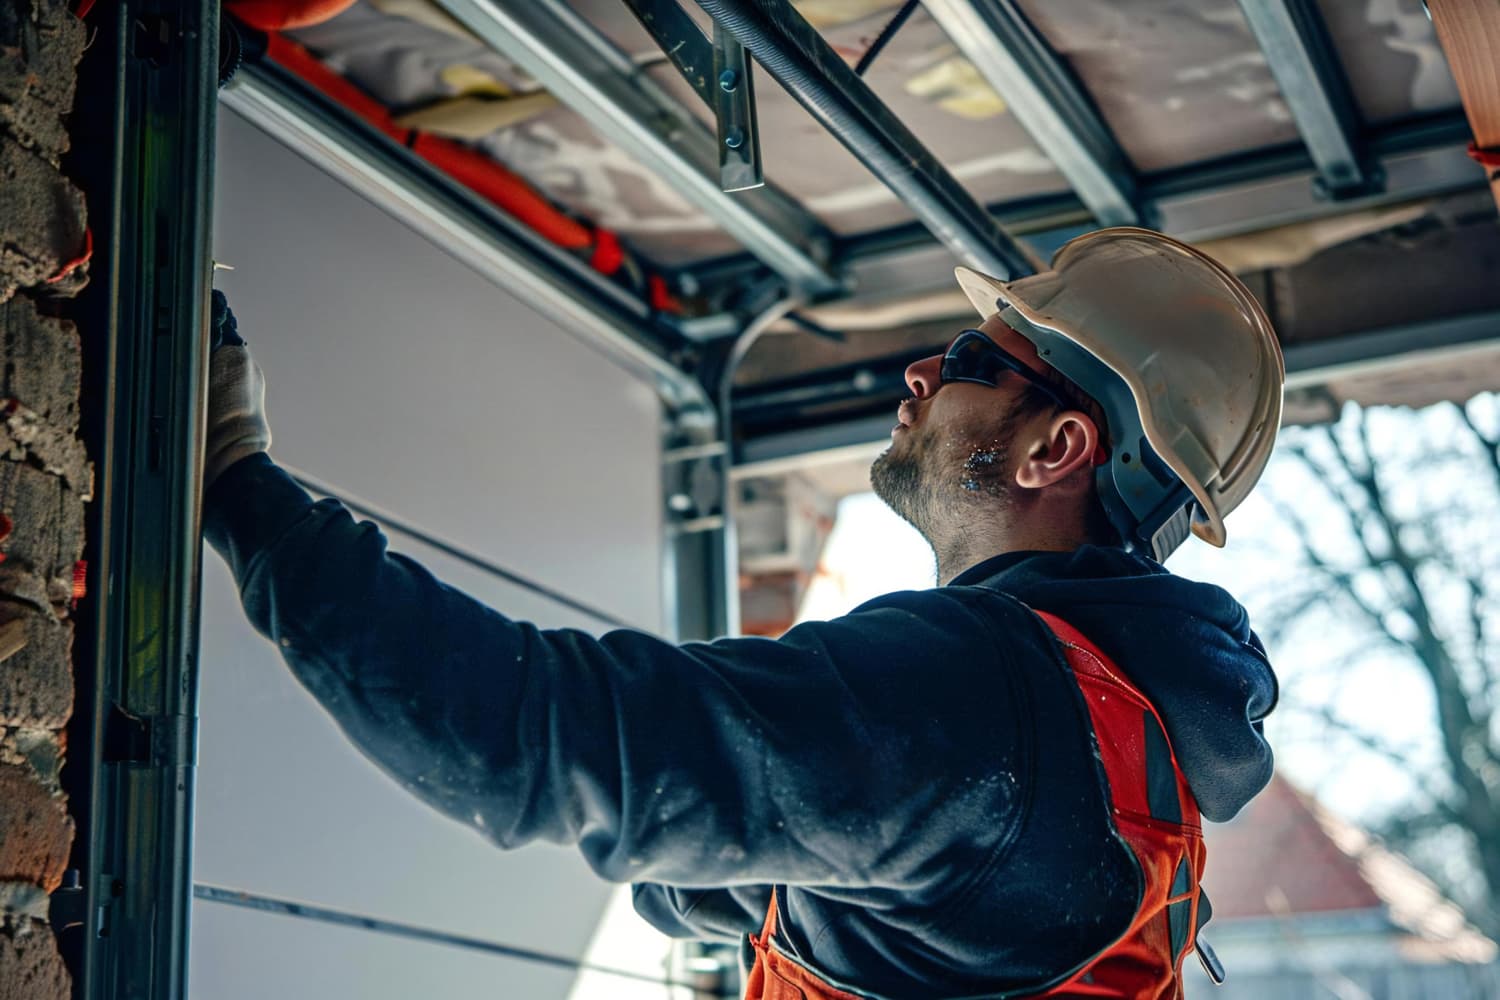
[0,1,89,997]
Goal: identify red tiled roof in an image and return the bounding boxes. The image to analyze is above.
[1200,773,1497,962]
[1203,773,1382,919]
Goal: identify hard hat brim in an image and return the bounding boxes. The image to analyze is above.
[953,263,1230,548]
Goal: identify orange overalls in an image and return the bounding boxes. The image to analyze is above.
[743,611,1216,1000]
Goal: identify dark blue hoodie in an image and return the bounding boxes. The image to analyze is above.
[204,454,1277,998]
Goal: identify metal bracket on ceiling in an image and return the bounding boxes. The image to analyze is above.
[714,25,763,192]
[623,0,764,192]
[1236,0,1382,201]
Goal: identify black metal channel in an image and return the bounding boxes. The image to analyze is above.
[694,0,1039,280]
[683,108,1475,295]
[77,2,218,998]
[731,348,929,441]
[1144,107,1471,198]
[730,301,1500,466]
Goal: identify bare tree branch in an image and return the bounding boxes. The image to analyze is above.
[1286,703,1461,823]
[1371,807,1463,845]
[1456,399,1500,497]
[1472,570,1500,724]
[1264,399,1500,939]
[1262,488,1411,655]
[1255,586,1340,650]
[1341,414,1496,833]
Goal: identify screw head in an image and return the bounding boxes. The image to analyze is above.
[719,69,738,92]
[724,128,745,150]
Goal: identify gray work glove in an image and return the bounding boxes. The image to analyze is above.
[204,289,271,490]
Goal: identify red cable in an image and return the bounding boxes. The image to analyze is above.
[265,34,682,311]
[648,274,681,313]
[46,227,92,285]
[588,228,625,275]
[408,132,594,250]
[265,33,409,144]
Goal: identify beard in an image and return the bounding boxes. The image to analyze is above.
[871,418,1019,543]
[870,436,932,535]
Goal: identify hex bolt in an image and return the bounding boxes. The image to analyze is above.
[719,69,739,92]
[724,128,745,150]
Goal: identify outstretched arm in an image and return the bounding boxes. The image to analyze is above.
[203,453,1026,891]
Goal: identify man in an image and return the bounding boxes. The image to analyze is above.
[203,228,1281,998]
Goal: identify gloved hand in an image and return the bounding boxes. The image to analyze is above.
[204,289,271,490]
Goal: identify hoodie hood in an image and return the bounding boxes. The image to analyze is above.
[952,545,1278,822]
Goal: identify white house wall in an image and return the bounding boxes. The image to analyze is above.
[191,108,674,998]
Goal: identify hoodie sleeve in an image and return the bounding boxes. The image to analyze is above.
[631,883,771,942]
[203,455,1030,890]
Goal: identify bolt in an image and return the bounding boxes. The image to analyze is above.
[724,128,745,150]
[719,69,739,92]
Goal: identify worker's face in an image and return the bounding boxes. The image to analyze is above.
[871,316,1051,536]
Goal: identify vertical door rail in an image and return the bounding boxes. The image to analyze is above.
[80,2,217,997]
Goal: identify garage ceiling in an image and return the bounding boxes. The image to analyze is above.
[230,0,1496,465]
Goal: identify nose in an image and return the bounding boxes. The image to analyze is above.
[905,353,944,399]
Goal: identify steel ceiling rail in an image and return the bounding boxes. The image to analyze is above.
[696,0,1039,280]
[221,66,712,417]
[1236,0,1372,198]
[431,0,841,295]
[919,0,1139,227]
[685,110,1475,294]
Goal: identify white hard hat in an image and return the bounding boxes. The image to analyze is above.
[955,227,1284,558]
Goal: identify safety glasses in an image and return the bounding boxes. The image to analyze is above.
[940,329,1073,412]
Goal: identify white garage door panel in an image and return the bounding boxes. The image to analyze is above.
[211,108,664,631]
[195,526,655,955]
[198,101,677,982]
[190,901,689,1000]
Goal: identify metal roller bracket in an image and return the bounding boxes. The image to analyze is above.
[713,24,763,191]
[623,0,765,192]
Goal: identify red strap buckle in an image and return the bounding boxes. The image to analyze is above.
[1468,142,1500,173]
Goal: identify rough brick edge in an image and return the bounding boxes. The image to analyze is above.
[0,1,87,997]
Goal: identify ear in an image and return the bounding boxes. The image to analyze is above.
[1015,411,1100,491]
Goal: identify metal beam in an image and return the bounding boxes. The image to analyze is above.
[686,110,1477,304]
[430,0,841,295]
[221,65,714,418]
[696,0,1039,280]
[920,0,1139,226]
[1236,0,1373,199]
[1283,308,1500,388]
[1150,128,1476,242]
